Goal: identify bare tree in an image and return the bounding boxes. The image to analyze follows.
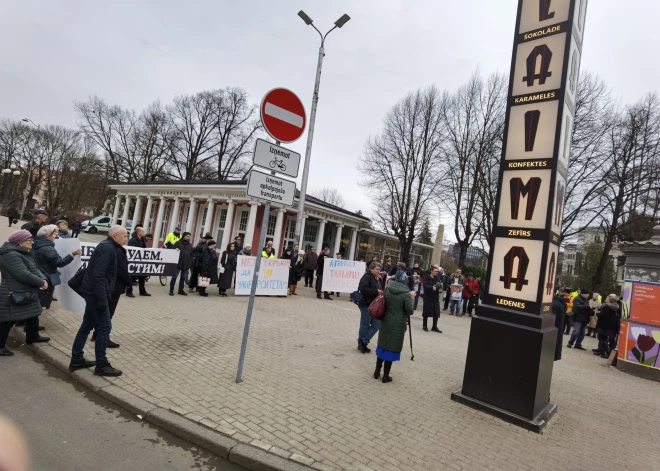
[439,72,507,267]
[561,72,616,239]
[312,187,346,208]
[358,86,444,264]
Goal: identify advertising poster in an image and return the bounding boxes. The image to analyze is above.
[629,281,660,325]
[623,321,660,370]
[321,259,366,293]
[235,256,290,296]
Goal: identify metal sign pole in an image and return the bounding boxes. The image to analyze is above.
[236,140,281,383]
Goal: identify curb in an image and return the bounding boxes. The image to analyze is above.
[11,328,316,471]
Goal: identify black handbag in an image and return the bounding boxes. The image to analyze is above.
[10,290,39,306]
[68,266,86,296]
[49,271,62,287]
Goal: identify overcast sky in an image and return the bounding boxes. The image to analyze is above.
[1,1,658,240]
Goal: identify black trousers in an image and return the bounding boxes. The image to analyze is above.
[72,231,80,238]
[0,317,39,348]
[304,269,314,286]
[423,314,439,329]
[8,216,14,227]
[126,276,146,295]
[316,273,329,297]
[443,289,451,309]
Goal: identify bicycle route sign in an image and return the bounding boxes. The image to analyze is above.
[246,169,296,207]
[260,88,306,143]
[252,138,301,179]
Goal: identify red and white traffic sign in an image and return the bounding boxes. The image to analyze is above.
[260,88,306,143]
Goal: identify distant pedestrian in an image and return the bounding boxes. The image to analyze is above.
[357,262,384,354]
[164,226,182,249]
[0,230,50,357]
[170,232,193,296]
[411,263,424,310]
[593,294,620,358]
[291,244,300,261]
[261,246,275,258]
[233,236,243,255]
[587,290,601,338]
[461,273,479,317]
[198,240,218,297]
[567,289,591,351]
[71,217,82,238]
[443,269,463,310]
[449,283,463,315]
[552,287,570,361]
[373,269,414,384]
[33,224,81,310]
[289,252,305,295]
[126,227,150,297]
[316,247,332,300]
[332,252,343,298]
[238,244,252,256]
[6,205,19,227]
[56,220,71,238]
[218,243,237,297]
[69,225,128,376]
[303,248,318,287]
[422,266,443,332]
[20,209,48,238]
[190,234,213,292]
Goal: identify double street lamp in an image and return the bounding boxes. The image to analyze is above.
[294,10,350,248]
[1,164,21,207]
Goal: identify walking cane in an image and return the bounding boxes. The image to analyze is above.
[407,315,415,361]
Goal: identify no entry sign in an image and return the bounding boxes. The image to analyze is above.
[260,88,306,143]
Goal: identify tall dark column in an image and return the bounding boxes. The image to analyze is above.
[451,0,589,432]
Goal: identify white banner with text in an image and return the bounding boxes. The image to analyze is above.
[321,259,366,293]
[235,256,290,296]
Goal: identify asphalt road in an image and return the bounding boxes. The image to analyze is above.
[0,337,246,471]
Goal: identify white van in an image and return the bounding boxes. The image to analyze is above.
[81,216,133,234]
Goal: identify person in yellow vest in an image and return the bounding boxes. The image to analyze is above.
[261,246,275,258]
[564,289,577,335]
[164,226,182,248]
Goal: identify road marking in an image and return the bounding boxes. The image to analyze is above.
[264,103,303,128]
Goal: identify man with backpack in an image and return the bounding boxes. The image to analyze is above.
[357,262,384,354]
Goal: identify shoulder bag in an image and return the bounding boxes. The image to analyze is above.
[197,275,210,288]
[10,290,39,306]
[68,266,86,296]
[368,294,386,320]
[49,271,62,287]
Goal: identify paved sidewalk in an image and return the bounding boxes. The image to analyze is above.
[4,225,660,470]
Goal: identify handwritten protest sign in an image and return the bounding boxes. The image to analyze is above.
[321,258,366,293]
[235,255,290,296]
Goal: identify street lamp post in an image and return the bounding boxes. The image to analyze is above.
[294,10,350,247]
[1,165,20,212]
[20,118,40,217]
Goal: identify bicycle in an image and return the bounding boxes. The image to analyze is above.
[269,158,286,172]
[159,275,167,286]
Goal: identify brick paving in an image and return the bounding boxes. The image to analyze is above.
[6,225,660,470]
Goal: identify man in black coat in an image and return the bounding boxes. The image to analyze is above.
[70,225,127,377]
[303,248,318,287]
[357,262,384,353]
[233,236,243,255]
[316,247,332,300]
[190,234,213,292]
[6,205,19,227]
[552,287,570,361]
[170,232,193,296]
[568,288,592,350]
[126,227,150,297]
[21,209,48,237]
[422,266,443,333]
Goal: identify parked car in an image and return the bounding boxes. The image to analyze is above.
[81,215,133,234]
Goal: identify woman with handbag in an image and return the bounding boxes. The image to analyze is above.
[373,269,415,383]
[289,251,305,295]
[218,243,237,297]
[198,240,218,297]
[33,225,81,310]
[0,229,50,356]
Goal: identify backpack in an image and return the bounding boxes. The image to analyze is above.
[349,290,363,305]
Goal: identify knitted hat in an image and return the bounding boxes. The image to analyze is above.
[395,269,408,284]
[8,229,33,246]
[37,224,58,238]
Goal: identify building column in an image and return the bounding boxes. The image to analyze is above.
[272,208,286,254]
[132,196,143,229]
[349,228,358,261]
[334,224,344,256]
[111,195,122,226]
[298,215,307,248]
[152,197,167,246]
[185,197,197,234]
[244,201,260,247]
[219,199,235,254]
[203,198,214,237]
[143,195,154,232]
[168,197,181,233]
[120,195,132,227]
[316,219,326,251]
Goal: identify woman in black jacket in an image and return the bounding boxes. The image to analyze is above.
[357,262,384,353]
[218,243,237,297]
[289,252,305,295]
[199,241,218,297]
[593,294,620,358]
[33,224,81,310]
[422,266,443,332]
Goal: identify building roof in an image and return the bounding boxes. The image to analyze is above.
[358,228,434,250]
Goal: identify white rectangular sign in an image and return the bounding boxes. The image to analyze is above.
[235,255,290,296]
[247,169,296,207]
[321,258,366,293]
[253,138,301,178]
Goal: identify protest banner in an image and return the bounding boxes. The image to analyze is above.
[235,255,289,296]
[321,258,366,293]
[52,240,180,314]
